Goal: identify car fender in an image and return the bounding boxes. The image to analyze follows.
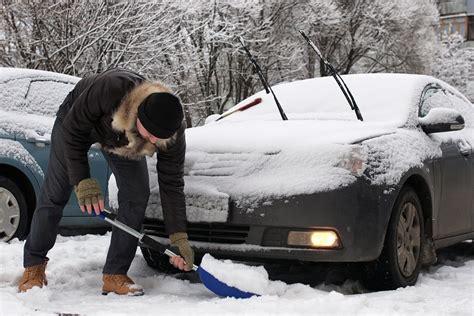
[0,156,43,203]
[377,162,435,250]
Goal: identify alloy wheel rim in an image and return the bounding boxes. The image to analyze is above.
[0,187,21,241]
[396,201,421,277]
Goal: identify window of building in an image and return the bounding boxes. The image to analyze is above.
[468,15,474,40]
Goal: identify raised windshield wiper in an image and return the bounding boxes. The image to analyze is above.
[238,36,288,121]
[298,30,363,122]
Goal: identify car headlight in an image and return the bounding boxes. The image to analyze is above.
[337,146,367,177]
[287,230,341,248]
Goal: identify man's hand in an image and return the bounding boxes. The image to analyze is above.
[74,178,105,215]
[169,232,194,271]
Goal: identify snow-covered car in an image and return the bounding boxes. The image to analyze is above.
[141,74,474,290]
[0,68,110,241]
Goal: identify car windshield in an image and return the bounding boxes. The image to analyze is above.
[221,74,427,126]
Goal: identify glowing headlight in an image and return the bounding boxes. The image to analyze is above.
[287,230,341,248]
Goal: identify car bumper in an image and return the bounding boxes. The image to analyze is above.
[143,180,398,263]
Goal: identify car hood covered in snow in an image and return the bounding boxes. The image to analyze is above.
[142,74,456,223]
[188,119,398,152]
[142,120,401,223]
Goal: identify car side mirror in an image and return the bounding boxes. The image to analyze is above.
[419,108,465,134]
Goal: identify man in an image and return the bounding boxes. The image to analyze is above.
[18,68,193,296]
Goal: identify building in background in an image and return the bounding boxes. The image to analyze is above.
[439,0,474,46]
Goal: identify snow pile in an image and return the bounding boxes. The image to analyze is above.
[0,139,44,177]
[200,254,271,295]
[0,235,472,315]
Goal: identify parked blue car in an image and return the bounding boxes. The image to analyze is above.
[0,67,110,241]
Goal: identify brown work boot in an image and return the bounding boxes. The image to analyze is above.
[18,261,48,293]
[102,274,144,296]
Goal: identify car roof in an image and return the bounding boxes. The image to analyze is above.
[0,67,80,84]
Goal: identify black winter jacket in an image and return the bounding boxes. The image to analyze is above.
[57,68,187,234]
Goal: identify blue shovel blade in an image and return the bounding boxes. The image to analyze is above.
[196,266,258,299]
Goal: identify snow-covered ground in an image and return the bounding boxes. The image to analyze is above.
[0,235,472,316]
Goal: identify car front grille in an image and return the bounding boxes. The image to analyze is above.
[143,219,250,244]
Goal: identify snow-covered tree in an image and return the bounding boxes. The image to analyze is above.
[0,1,183,75]
[299,0,439,76]
[431,32,474,99]
[2,0,462,123]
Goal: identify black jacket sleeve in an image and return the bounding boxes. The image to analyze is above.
[62,75,125,185]
[157,122,187,235]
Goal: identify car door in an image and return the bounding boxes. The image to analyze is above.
[419,85,473,238]
[23,79,111,218]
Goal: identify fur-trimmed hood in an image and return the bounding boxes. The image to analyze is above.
[103,81,178,160]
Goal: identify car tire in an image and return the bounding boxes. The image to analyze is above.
[140,246,182,274]
[362,186,424,290]
[0,176,29,241]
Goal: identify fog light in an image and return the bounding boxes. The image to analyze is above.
[287,230,340,248]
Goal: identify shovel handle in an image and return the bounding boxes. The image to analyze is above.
[163,249,198,271]
[95,210,198,271]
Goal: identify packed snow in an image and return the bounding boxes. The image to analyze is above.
[0,235,472,315]
[200,253,271,295]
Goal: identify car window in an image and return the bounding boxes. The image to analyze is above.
[419,85,474,127]
[24,80,75,116]
[419,87,452,117]
[0,78,30,111]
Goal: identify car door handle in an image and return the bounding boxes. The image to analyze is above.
[26,135,51,146]
[457,140,471,156]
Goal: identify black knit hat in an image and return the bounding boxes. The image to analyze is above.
[137,92,184,139]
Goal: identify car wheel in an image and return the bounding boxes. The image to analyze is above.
[140,246,182,274]
[0,176,29,241]
[362,187,424,290]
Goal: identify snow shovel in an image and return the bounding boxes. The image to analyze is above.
[93,209,257,299]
